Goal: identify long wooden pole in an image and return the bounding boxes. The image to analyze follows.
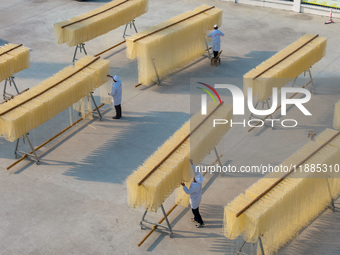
[0,44,23,57]
[236,131,340,217]
[247,81,311,132]
[133,6,215,43]
[138,103,222,186]
[0,57,101,117]
[253,35,319,79]
[94,40,126,57]
[137,204,177,247]
[6,103,105,170]
[61,0,130,28]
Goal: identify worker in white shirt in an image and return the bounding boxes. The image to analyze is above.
[107,74,122,119]
[207,24,224,59]
[181,159,205,228]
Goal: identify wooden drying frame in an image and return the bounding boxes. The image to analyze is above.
[137,102,223,186]
[61,0,130,28]
[6,103,105,170]
[137,149,223,247]
[132,6,215,43]
[0,56,101,117]
[247,35,322,132]
[236,131,340,217]
[252,34,319,79]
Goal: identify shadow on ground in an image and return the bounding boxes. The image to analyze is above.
[63,110,189,183]
[153,50,278,96]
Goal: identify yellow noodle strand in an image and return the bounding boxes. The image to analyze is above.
[0,43,30,82]
[126,5,223,85]
[0,56,109,142]
[54,0,148,47]
[127,102,232,211]
[244,34,327,102]
[224,128,340,255]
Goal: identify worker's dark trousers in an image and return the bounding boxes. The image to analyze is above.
[192,207,203,224]
[114,104,122,118]
[213,51,218,58]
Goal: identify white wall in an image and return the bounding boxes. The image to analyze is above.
[221,0,340,18]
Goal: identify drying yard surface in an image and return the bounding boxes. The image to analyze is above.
[0,0,339,254]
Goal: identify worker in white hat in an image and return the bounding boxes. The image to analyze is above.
[181,159,205,228]
[207,24,224,59]
[107,74,122,119]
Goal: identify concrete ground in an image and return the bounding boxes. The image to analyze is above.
[0,0,340,254]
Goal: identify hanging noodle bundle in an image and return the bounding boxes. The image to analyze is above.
[126,5,222,85]
[244,34,327,102]
[224,128,340,255]
[0,56,109,142]
[54,0,148,47]
[334,100,340,129]
[73,95,94,119]
[0,43,30,82]
[126,102,232,211]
